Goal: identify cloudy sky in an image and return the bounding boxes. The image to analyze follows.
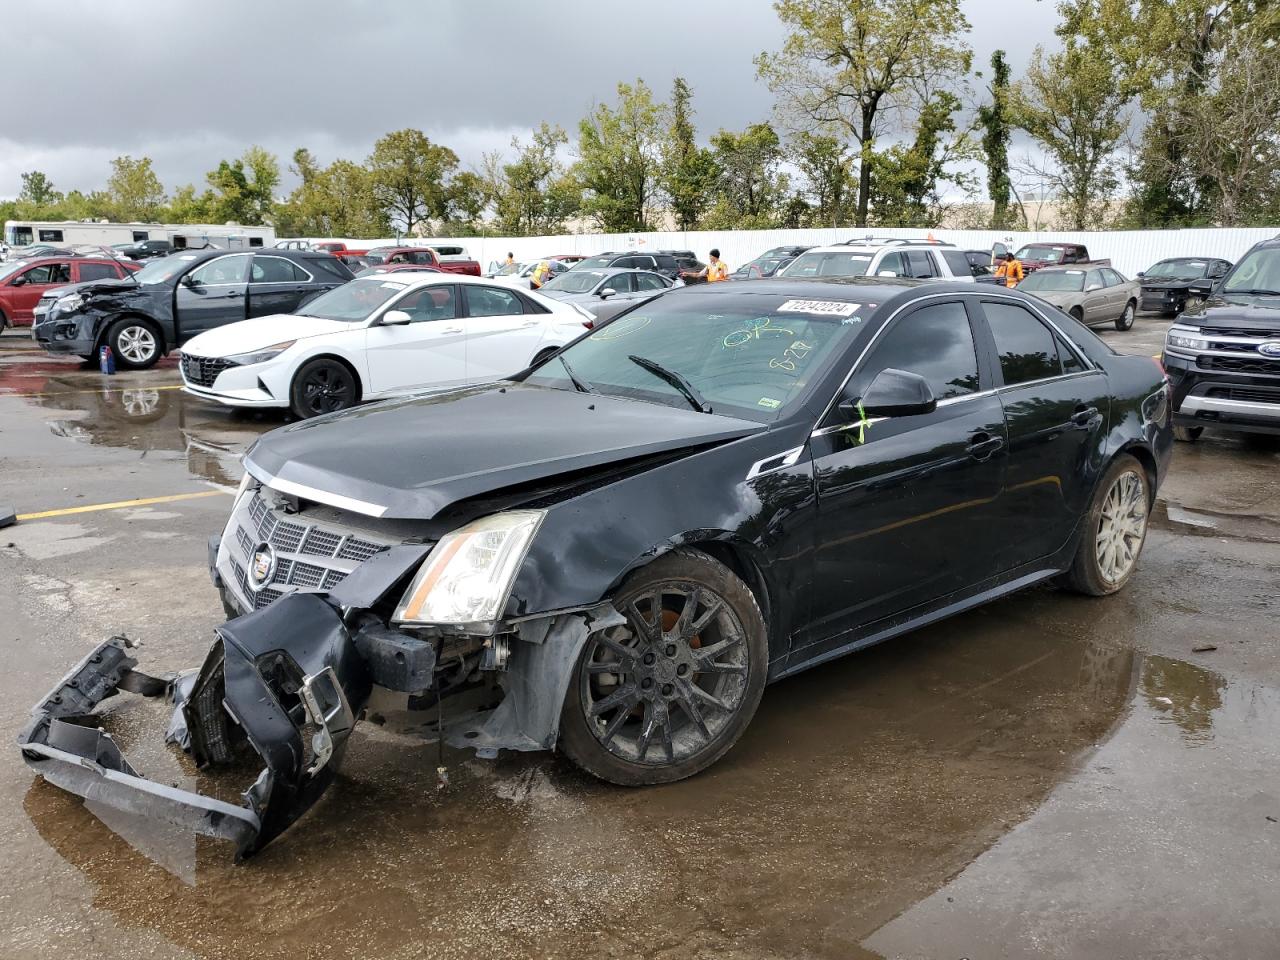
[2,0,1064,200]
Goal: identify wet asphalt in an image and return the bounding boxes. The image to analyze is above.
[0,315,1277,960]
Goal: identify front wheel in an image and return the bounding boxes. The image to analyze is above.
[1062,454,1151,596]
[289,358,358,419]
[558,549,768,785]
[106,318,162,369]
[1115,301,1136,331]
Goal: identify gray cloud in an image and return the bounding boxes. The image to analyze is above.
[2,0,1062,199]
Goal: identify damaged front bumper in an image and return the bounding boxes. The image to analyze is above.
[18,593,381,860]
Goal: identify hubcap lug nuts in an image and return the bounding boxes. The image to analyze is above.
[641,678,653,690]
[643,652,656,666]
[664,644,677,656]
[661,683,673,696]
[676,663,688,676]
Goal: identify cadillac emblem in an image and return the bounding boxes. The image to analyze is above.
[249,542,277,590]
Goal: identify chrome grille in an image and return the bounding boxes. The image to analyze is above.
[182,354,236,388]
[219,487,399,614]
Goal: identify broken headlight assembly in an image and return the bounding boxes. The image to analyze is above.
[393,510,544,627]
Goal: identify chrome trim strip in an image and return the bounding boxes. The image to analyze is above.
[1179,395,1280,418]
[746,445,807,480]
[810,417,888,439]
[242,459,388,518]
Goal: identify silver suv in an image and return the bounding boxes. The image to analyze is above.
[778,237,978,282]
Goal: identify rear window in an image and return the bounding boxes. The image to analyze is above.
[308,256,355,282]
[782,251,874,278]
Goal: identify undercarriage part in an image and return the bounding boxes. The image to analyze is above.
[481,635,510,672]
[352,620,437,692]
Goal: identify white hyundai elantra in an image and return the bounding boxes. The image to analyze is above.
[178,274,595,418]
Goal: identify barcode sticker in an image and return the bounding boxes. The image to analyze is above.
[777,299,859,317]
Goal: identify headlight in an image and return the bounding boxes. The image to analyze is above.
[53,293,85,314]
[226,340,296,366]
[393,510,545,626]
[1166,328,1208,351]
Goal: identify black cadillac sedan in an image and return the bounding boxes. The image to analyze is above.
[31,248,352,369]
[20,278,1173,859]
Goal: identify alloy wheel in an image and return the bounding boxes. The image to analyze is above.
[116,325,157,364]
[300,365,354,415]
[1118,303,1135,330]
[1095,470,1147,584]
[579,583,750,766]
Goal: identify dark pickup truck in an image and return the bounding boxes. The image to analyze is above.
[1012,242,1111,276]
[32,248,352,369]
[364,245,481,276]
[1162,236,1280,440]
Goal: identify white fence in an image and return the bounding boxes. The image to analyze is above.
[300,226,1280,279]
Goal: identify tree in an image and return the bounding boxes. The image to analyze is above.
[368,129,458,235]
[1013,40,1130,229]
[791,132,857,227]
[756,0,972,226]
[703,123,791,229]
[276,157,388,237]
[105,155,165,221]
[487,123,580,236]
[660,77,720,230]
[202,146,280,224]
[165,184,208,224]
[444,170,491,229]
[18,171,61,207]
[575,80,666,232]
[977,50,1014,228]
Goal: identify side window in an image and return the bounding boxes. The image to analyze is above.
[393,286,457,323]
[940,250,970,276]
[1056,334,1085,374]
[77,262,117,282]
[906,251,937,278]
[251,256,304,283]
[132,231,149,242]
[605,273,635,294]
[1212,261,1229,278]
[466,285,524,318]
[1104,268,1126,286]
[1085,269,1107,290]
[38,229,64,242]
[635,273,667,291]
[655,255,676,271]
[189,254,250,285]
[984,302,1063,386]
[50,262,71,283]
[408,250,435,264]
[856,301,979,402]
[876,252,907,277]
[21,265,56,284]
[612,256,637,269]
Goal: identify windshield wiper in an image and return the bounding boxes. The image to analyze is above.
[1224,288,1280,296]
[558,354,596,394]
[627,355,711,413]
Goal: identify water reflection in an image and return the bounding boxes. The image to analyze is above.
[1141,654,1225,746]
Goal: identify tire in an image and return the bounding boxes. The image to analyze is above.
[1173,425,1203,443]
[289,357,358,419]
[105,317,162,369]
[1115,300,1136,331]
[0,308,8,332]
[558,548,768,786]
[1062,454,1151,596]
[1070,306,1084,323]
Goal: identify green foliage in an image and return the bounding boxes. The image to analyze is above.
[487,123,580,236]
[869,91,974,226]
[661,78,720,231]
[275,154,389,238]
[702,123,791,230]
[105,155,165,221]
[976,51,1014,228]
[200,146,281,225]
[790,132,857,227]
[757,0,972,226]
[368,129,458,234]
[19,171,61,207]
[575,80,666,232]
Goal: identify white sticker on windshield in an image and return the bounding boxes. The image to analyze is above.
[778,299,859,317]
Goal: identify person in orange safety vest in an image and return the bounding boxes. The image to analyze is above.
[686,248,729,283]
[995,252,1024,287]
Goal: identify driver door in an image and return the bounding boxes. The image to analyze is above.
[11,261,72,322]
[363,285,468,397]
[175,254,250,340]
[798,298,1008,657]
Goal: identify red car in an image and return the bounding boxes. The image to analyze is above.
[0,256,140,329]
[364,246,482,276]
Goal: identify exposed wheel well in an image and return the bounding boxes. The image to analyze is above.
[1069,306,1084,319]
[682,540,776,655]
[292,354,363,403]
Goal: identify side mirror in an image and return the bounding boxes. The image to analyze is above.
[598,287,617,299]
[10,274,25,286]
[1189,279,1214,297]
[1136,271,1145,279]
[181,273,200,287]
[842,368,937,420]
[381,310,412,326]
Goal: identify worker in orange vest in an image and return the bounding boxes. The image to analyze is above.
[687,248,729,283]
[995,252,1023,288]
[530,260,553,289]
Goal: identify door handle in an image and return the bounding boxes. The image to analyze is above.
[440,326,463,334]
[1071,405,1098,427]
[520,319,539,327]
[966,432,1005,461]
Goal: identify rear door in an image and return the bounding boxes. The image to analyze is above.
[461,284,547,382]
[363,284,468,396]
[174,253,251,340]
[1083,269,1110,323]
[73,261,119,283]
[11,261,72,322]
[974,298,1109,571]
[248,254,314,317]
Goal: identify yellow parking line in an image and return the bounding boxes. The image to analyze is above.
[16,489,230,521]
[0,383,184,400]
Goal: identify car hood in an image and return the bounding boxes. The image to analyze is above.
[1140,278,1199,290]
[181,314,360,356]
[244,382,766,520]
[37,278,134,302]
[1180,294,1280,330]
[1028,290,1083,307]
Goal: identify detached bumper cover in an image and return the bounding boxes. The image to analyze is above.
[17,593,372,860]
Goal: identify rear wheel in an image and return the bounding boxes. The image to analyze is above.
[558,549,768,785]
[0,308,8,332]
[1115,300,1136,331]
[106,317,161,369]
[289,358,358,419]
[1070,306,1084,323]
[1063,454,1151,596]
[1173,425,1203,443]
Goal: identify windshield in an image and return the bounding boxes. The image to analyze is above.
[1018,270,1085,292]
[1145,259,1210,280]
[781,251,874,278]
[737,256,786,278]
[1014,245,1066,262]
[1221,248,1280,295]
[524,292,867,422]
[298,278,408,321]
[573,256,615,270]
[542,270,605,294]
[130,255,194,285]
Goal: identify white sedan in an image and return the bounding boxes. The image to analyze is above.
[178,274,594,418]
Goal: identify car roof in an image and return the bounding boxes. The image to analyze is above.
[674,275,930,300]
[799,242,949,255]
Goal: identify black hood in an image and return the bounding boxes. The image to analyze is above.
[38,277,137,301]
[1180,294,1280,331]
[244,383,766,520]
